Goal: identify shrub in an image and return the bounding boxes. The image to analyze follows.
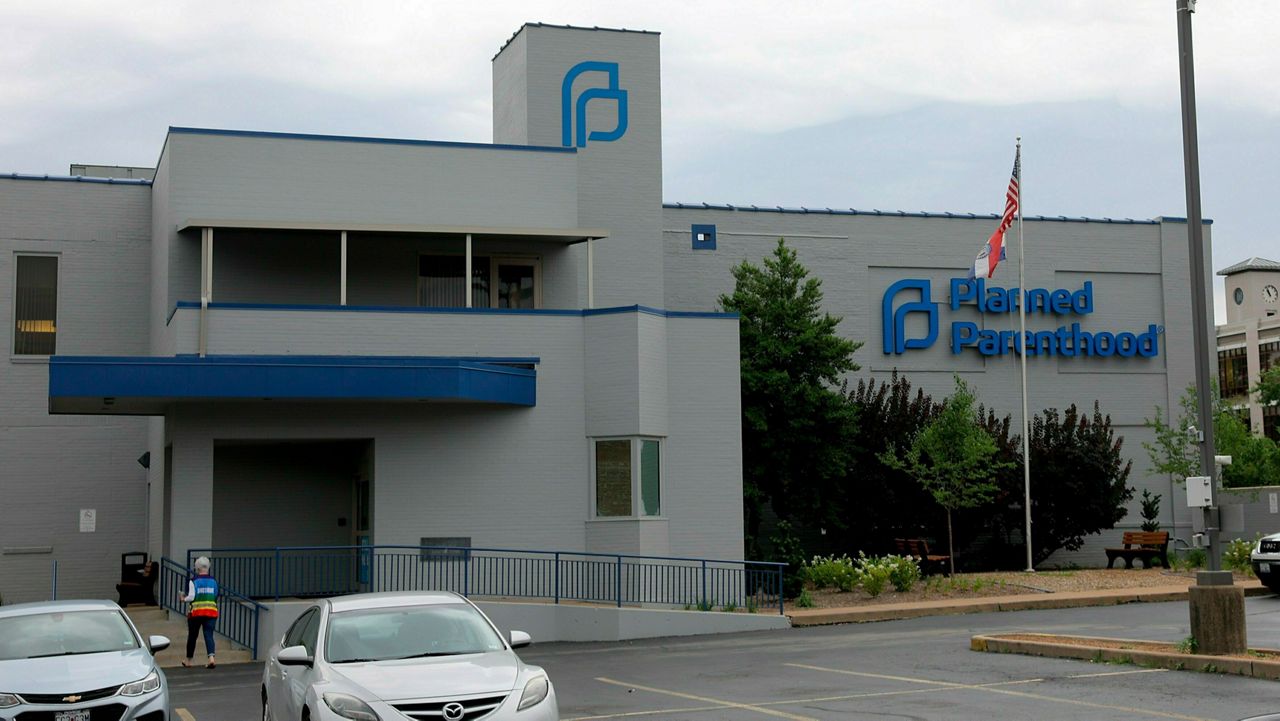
[1170,547,1207,571]
[796,589,815,608]
[1140,490,1162,532]
[855,552,894,597]
[805,554,859,592]
[886,554,922,592]
[1224,536,1259,575]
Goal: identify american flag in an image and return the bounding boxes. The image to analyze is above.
[969,147,1021,280]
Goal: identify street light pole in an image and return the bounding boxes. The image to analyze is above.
[1175,0,1221,575]
[1177,0,1246,656]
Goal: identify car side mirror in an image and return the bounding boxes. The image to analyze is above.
[509,630,532,649]
[277,645,314,666]
[148,635,171,654]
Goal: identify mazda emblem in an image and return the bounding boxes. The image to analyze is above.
[441,702,466,721]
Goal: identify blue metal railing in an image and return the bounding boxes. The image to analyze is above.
[187,545,787,615]
[158,557,266,659]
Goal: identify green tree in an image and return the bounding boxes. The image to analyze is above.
[1144,383,1280,488]
[719,239,862,557]
[1215,408,1280,488]
[1256,366,1280,406]
[881,376,1010,574]
[1140,489,1162,532]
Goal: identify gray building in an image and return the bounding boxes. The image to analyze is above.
[2,22,1214,603]
[1217,257,1280,439]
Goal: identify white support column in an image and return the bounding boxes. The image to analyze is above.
[587,238,595,309]
[340,230,348,306]
[465,233,473,309]
[199,227,213,357]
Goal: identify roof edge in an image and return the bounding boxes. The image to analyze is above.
[494,22,660,60]
[664,202,1215,226]
[167,126,575,155]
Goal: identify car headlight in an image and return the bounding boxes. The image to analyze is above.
[323,692,381,721]
[0,692,20,709]
[518,675,549,711]
[119,671,161,696]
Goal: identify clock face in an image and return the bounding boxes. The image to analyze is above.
[1234,287,1245,305]
[1265,284,1279,304]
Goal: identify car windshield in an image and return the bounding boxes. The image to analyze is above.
[325,603,505,663]
[0,610,139,661]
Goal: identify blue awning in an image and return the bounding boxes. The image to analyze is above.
[49,355,536,415]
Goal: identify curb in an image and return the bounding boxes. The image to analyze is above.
[971,632,1280,681]
[789,582,1270,626]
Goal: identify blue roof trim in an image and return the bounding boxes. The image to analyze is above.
[169,354,540,365]
[662,202,1214,226]
[49,355,536,410]
[170,301,738,321]
[1,173,152,186]
[168,126,576,155]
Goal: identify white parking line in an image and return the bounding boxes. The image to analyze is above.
[784,663,1208,721]
[595,677,819,721]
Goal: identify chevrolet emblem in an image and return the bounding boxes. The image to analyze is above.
[62,695,82,703]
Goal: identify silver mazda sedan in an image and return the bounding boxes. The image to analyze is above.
[0,599,171,720]
[262,591,557,721]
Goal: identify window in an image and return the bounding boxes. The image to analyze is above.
[418,255,489,308]
[417,254,539,309]
[14,254,58,355]
[284,608,318,649]
[1218,347,1249,399]
[593,437,662,518]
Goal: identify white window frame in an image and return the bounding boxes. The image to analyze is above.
[589,436,664,519]
[11,251,61,361]
[416,252,541,310]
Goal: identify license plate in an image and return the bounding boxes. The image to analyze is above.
[55,711,90,721]
[1262,562,1272,573]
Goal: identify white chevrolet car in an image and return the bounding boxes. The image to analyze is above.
[262,591,557,721]
[1252,533,1280,594]
[0,599,171,721]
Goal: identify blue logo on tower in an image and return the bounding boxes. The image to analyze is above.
[561,61,629,148]
[881,277,1162,358]
[882,279,939,354]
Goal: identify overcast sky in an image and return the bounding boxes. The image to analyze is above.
[3,1,1275,321]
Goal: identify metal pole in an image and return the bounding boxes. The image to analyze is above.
[51,560,58,600]
[465,234,473,309]
[340,231,348,306]
[1176,0,1220,574]
[1016,138,1033,573]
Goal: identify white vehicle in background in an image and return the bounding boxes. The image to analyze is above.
[0,599,171,720]
[1252,533,1280,594]
[261,591,557,721]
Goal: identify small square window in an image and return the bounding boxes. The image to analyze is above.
[691,224,717,251]
[593,437,662,518]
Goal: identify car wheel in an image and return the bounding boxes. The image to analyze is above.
[1266,579,1280,596]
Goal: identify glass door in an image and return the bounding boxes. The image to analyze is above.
[493,258,539,309]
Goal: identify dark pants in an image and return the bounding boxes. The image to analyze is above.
[186,616,216,658]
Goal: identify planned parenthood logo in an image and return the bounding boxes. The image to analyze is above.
[882,279,939,354]
[561,61,629,148]
[882,277,1162,358]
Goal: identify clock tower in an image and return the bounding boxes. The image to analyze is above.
[1220,257,1280,323]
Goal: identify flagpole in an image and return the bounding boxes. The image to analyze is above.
[1017,136,1033,573]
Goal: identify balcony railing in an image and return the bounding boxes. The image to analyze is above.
[186,545,787,615]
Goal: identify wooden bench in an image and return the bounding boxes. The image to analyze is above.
[894,538,951,576]
[1105,531,1170,569]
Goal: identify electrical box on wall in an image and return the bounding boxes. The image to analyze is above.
[1186,476,1213,507]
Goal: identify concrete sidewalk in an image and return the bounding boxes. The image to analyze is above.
[789,579,1272,626]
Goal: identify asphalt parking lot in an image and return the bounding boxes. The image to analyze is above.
[169,596,1280,721]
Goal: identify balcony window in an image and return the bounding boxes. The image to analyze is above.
[13,254,58,356]
[418,255,539,309]
[593,437,662,518]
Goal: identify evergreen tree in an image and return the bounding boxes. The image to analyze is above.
[718,239,862,556]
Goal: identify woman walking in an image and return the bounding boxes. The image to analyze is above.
[181,556,218,668]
